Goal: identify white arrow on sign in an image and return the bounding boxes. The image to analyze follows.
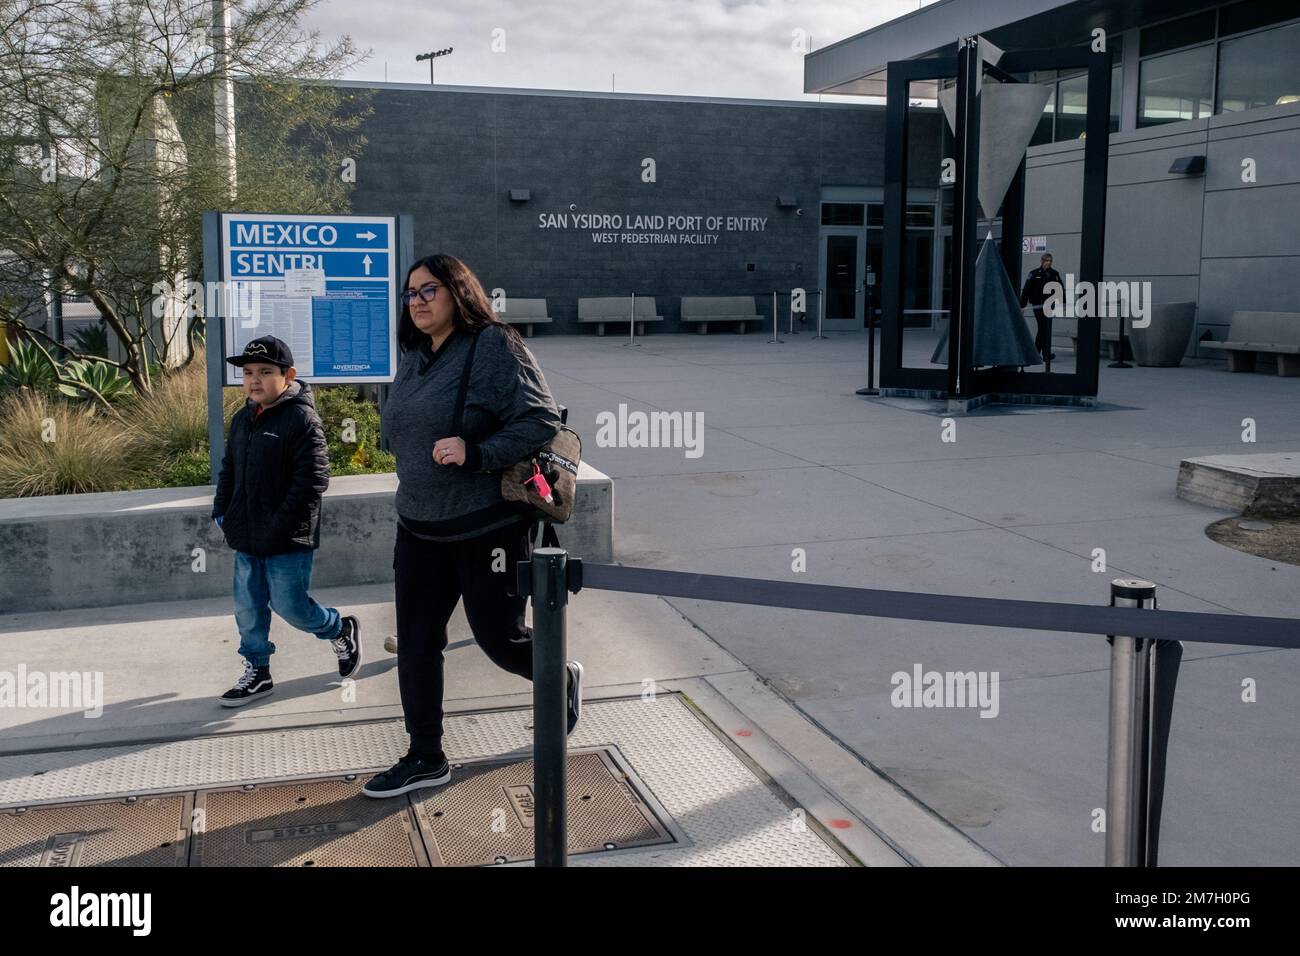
[357,230,377,241]
[362,254,372,275]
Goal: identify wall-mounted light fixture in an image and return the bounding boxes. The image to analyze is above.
[508,189,531,202]
[1169,155,1206,175]
[776,194,798,208]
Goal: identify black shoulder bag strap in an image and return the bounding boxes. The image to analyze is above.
[456,328,560,550]
[451,328,480,436]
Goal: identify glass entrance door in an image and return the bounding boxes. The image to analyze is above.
[821,230,863,331]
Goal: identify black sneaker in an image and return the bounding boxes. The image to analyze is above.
[219,660,273,707]
[331,616,362,678]
[362,752,451,798]
[566,660,584,735]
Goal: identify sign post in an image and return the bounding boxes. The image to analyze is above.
[203,211,405,482]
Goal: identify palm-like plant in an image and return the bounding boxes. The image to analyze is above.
[71,322,111,358]
[58,358,134,404]
[0,338,57,391]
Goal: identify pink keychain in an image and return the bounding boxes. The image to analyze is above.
[523,461,554,504]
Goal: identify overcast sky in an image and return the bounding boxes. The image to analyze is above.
[311,0,934,100]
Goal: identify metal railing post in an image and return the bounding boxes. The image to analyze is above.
[767,290,782,344]
[813,288,827,340]
[1106,578,1156,867]
[625,291,638,348]
[530,546,569,866]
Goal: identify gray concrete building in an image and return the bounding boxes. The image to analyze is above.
[805,0,1300,359]
[337,83,943,335]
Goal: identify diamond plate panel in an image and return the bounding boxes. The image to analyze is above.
[0,795,190,867]
[412,748,673,866]
[191,775,427,868]
[0,694,851,866]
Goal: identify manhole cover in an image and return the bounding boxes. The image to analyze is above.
[0,795,190,867]
[412,747,675,865]
[1237,519,1274,531]
[191,776,428,868]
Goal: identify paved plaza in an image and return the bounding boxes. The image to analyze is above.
[2,330,1297,865]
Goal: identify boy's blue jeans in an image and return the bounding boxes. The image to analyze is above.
[233,550,342,668]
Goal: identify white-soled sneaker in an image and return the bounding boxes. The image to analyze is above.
[566,660,584,735]
[331,616,362,678]
[219,660,273,707]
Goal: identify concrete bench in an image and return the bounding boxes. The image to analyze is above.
[495,297,552,337]
[680,296,759,334]
[578,296,663,336]
[1201,311,1300,376]
[0,466,614,613]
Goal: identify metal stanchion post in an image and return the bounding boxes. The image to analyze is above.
[767,290,783,344]
[857,274,879,396]
[527,546,570,866]
[813,289,827,340]
[1105,579,1157,867]
[624,291,639,348]
[787,292,798,335]
[1110,312,1131,368]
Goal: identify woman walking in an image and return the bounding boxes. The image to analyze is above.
[364,254,582,798]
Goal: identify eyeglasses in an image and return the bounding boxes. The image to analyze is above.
[401,282,443,306]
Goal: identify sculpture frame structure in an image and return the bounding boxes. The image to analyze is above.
[880,37,1112,402]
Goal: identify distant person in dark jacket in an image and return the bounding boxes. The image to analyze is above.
[1020,252,1062,363]
[211,335,360,707]
[361,254,583,799]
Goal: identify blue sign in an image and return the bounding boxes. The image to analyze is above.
[221,212,398,384]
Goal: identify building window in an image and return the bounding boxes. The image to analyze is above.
[1217,19,1300,112]
[1138,45,1215,126]
[1056,72,1090,141]
[1026,56,1121,146]
[821,202,864,226]
[1140,10,1217,57]
[1219,0,1298,37]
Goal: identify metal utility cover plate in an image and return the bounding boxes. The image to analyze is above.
[412,747,675,866]
[0,794,190,867]
[192,775,428,868]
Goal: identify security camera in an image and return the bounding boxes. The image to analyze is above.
[796,208,804,216]
[569,203,577,212]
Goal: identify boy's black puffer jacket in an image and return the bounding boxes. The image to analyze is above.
[212,381,329,556]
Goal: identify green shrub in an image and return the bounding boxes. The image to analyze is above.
[156,447,215,487]
[312,385,394,474]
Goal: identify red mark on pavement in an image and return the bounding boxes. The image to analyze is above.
[829,819,853,829]
[735,729,753,737]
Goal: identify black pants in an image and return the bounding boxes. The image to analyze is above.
[1032,306,1053,358]
[393,518,534,759]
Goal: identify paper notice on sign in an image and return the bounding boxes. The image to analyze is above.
[230,295,314,379]
[283,268,326,298]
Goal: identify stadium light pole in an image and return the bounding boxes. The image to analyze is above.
[416,47,454,85]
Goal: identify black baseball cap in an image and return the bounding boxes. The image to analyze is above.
[227,335,294,369]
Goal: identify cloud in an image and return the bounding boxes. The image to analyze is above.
[306,0,928,99]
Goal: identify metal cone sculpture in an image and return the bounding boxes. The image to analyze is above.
[934,80,1052,368]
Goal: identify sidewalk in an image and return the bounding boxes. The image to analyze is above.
[0,579,994,867]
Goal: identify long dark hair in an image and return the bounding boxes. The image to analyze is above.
[397,254,524,352]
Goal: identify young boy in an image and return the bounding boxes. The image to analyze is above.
[212,335,361,706]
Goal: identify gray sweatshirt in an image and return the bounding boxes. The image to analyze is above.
[381,323,561,540]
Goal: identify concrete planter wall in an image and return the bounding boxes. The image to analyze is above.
[0,467,613,614]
